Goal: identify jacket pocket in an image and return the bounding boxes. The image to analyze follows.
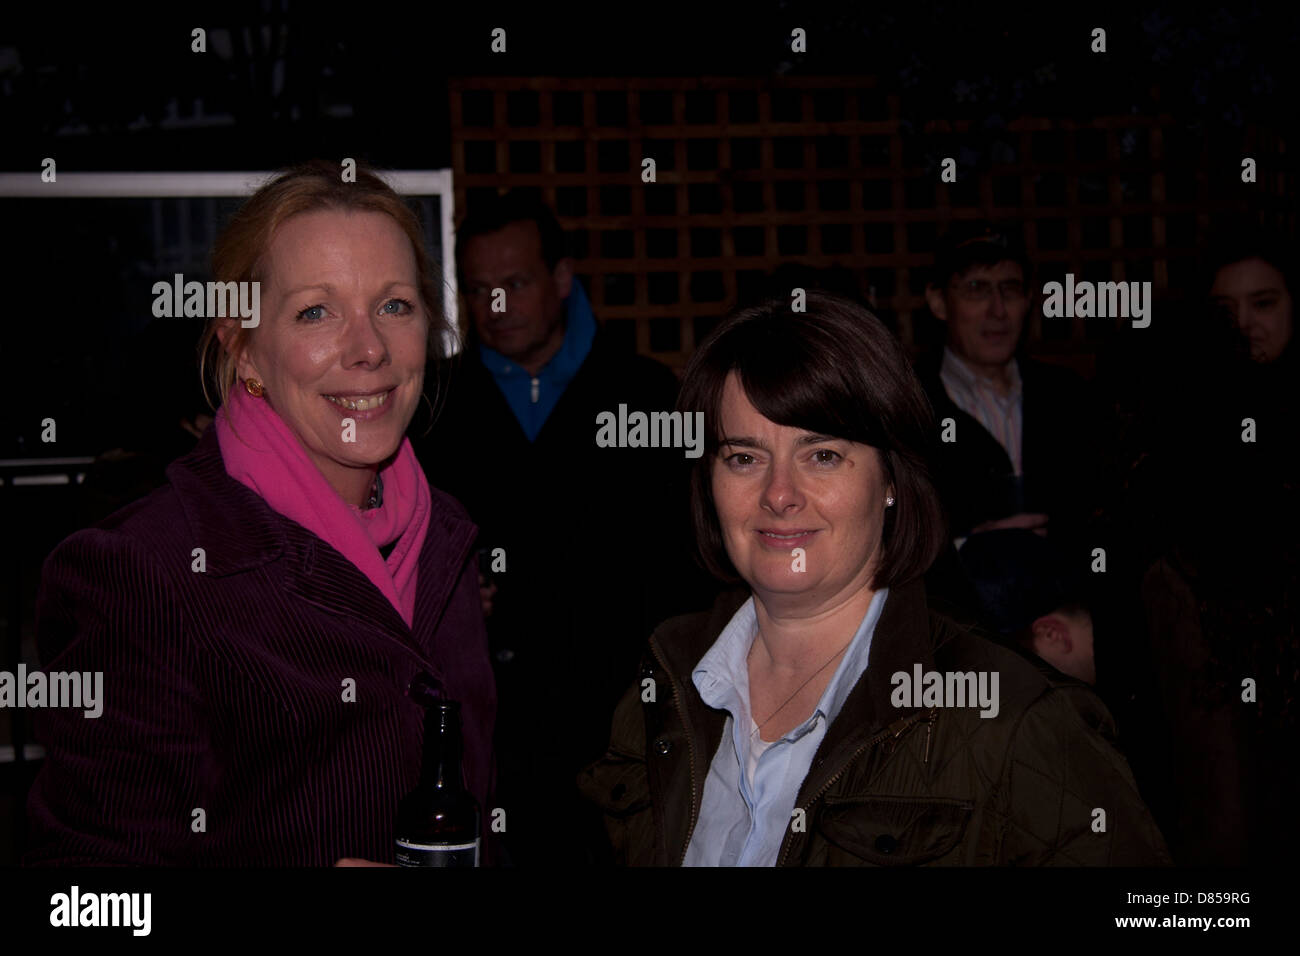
[578,746,653,819]
[815,795,974,866]
[578,747,657,865]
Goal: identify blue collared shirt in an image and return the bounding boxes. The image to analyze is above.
[682,587,890,867]
[478,280,597,442]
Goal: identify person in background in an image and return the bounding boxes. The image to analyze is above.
[1203,227,1298,481]
[918,222,1098,550]
[1127,223,1300,866]
[416,190,716,865]
[957,529,1096,685]
[1209,229,1296,366]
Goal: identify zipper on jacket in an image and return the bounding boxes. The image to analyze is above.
[922,707,938,764]
[776,709,930,866]
[648,641,700,866]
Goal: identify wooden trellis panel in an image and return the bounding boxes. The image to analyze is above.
[449,76,1291,374]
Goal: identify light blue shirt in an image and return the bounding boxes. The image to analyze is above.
[682,587,890,867]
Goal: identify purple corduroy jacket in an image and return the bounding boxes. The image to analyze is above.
[24,425,497,866]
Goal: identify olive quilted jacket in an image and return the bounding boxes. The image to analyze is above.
[579,579,1172,866]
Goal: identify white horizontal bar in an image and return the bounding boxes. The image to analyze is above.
[11,474,72,486]
[0,457,96,467]
[0,171,275,197]
[0,744,46,763]
[0,169,453,198]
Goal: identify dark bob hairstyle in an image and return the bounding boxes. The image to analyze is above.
[678,290,947,590]
[1202,221,1297,299]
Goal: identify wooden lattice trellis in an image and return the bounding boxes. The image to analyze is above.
[449,76,1291,375]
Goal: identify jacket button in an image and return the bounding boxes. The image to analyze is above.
[407,671,441,702]
[875,834,898,855]
[653,737,672,756]
[611,783,627,801]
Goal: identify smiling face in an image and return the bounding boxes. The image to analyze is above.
[459,220,572,374]
[229,208,428,502]
[1210,257,1294,364]
[927,261,1029,373]
[710,373,894,609]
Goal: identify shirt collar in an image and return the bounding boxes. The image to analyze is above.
[692,596,757,716]
[941,346,1022,399]
[691,588,891,739]
[817,587,889,726]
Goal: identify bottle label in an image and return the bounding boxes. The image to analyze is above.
[395,838,480,867]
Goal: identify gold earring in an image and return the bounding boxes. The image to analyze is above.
[245,379,265,398]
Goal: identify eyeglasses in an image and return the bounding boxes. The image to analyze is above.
[952,279,1027,303]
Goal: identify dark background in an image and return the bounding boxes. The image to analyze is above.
[1,0,1296,865]
[3,0,1295,446]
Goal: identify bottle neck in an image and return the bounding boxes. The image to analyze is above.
[420,704,463,791]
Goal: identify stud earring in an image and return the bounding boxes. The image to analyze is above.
[885,496,896,507]
[245,379,265,398]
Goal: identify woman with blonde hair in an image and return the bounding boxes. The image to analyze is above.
[25,160,496,866]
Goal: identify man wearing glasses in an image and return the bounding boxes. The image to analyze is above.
[919,222,1096,555]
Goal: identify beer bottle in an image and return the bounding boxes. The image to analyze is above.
[394,699,480,867]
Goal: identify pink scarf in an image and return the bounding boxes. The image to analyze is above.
[215,382,431,628]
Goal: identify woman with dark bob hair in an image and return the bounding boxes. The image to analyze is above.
[1207,226,1296,366]
[580,291,1169,866]
[25,160,495,866]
